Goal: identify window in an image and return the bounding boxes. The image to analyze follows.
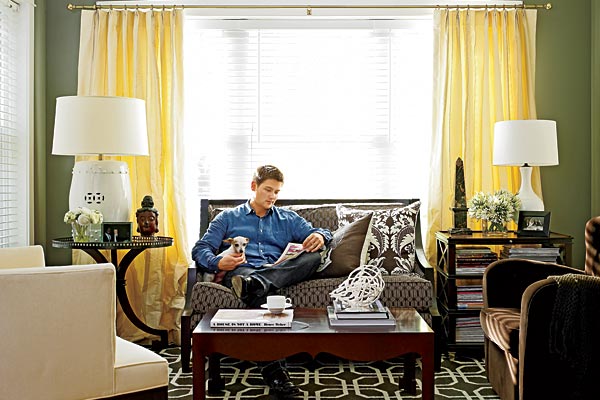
[183,17,433,245]
[0,0,34,247]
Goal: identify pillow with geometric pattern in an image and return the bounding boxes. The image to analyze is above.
[336,201,421,274]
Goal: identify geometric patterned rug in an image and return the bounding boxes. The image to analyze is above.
[160,347,500,399]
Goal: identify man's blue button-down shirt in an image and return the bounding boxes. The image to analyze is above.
[192,201,332,273]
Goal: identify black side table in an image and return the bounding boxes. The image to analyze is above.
[53,236,174,348]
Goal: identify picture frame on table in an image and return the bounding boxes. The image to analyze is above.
[102,222,133,242]
[517,211,551,237]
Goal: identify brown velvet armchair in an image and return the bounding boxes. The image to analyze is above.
[480,216,600,400]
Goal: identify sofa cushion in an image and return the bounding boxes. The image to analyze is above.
[337,201,421,274]
[283,204,340,231]
[315,213,373,278]
[480,307,521,359]
[114,337,169,395]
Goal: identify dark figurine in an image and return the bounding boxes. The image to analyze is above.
[449,157,472,235]
[136,195,159,237]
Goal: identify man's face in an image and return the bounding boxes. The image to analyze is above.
[252,178,283,210]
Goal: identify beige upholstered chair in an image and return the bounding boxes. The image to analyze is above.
[0,244,45,268]
[0,246,169,400]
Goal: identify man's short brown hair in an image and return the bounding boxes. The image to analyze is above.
[253,165,284,186]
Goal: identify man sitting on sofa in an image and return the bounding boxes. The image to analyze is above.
[192,164,332,396]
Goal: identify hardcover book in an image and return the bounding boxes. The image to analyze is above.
[327,306,396,327]
[210,309,293,328]
[332,299,389,319]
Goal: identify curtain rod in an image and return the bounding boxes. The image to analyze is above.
[67,3,553,11]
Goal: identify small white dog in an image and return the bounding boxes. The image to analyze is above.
[202,236,250,283]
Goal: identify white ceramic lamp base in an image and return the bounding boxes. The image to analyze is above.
[517,165,544,211]
[69,160,132,222]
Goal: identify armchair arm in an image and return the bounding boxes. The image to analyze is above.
[483,258,582,309]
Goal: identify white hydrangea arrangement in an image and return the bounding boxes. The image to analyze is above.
[468,189,521,231]
[64,207,103,242]
[64,207,104,226]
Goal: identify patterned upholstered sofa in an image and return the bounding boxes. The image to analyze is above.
[181,199,441,373]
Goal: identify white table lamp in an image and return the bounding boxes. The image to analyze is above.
[493,119,559,211]
[52,96,149,222]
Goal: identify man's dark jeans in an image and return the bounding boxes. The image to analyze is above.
[222,251,322,308]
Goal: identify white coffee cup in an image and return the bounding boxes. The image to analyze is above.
[266,295,292,314]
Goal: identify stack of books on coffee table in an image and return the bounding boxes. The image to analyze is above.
[210,309,294,328]
[327,299,396,327]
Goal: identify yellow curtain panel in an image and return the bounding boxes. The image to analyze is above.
[426,9,541,263]
[76,9,190,344]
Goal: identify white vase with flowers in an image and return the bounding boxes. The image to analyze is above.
[468,189,521,236]
[64,207,104,242]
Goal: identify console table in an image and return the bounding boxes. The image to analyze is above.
[52,236,173,348]
[435,230,573,354]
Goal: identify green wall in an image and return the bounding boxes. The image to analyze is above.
[39,0,595,266]
[535,0,593,266]
[41,0,95,265]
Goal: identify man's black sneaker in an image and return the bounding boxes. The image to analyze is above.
[231,275,264,301]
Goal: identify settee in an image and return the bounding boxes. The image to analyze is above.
[181,199,441,375]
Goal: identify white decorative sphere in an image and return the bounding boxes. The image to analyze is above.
[329,264,385,309]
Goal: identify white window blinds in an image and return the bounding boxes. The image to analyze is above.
[184,22,433,196]
[183,19,432,242]
[0,0,33,247]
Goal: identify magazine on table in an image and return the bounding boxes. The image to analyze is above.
[210,309,294,328]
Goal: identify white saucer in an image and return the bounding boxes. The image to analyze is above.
[260,303,292,314]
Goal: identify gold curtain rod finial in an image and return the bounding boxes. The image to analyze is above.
[67,3,74,10]
[546,3,553,10]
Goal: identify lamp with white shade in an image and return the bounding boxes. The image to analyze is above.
[493,119,559,211]
[52,96,149,222]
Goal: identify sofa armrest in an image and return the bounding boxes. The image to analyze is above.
[184,264,198,314]
[415,246,440,314]
[483,258,583,309]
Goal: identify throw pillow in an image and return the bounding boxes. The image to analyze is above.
[336,201,421,274]
[314,213,373,278]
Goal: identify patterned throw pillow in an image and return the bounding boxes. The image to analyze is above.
[314,213,373,278]
[336,201,421,274]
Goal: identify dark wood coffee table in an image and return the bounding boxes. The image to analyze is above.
[192,307,434,400]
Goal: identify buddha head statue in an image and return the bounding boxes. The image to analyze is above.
[136,195,159,237]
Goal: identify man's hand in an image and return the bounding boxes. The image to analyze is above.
[303,233,325,253]
[218,253,246,271]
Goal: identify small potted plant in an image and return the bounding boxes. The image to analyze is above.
[64,207,103,242]
[468,189,521,236]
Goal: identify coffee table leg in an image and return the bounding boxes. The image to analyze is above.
[193,347,205,400]
[207,354,225,393]
[421,351,434,400]
[400,353,417,394]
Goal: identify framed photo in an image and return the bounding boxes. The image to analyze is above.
[517,211,551,237]
[102,222,133,242]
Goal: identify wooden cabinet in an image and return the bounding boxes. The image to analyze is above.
[435,231,573,353]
